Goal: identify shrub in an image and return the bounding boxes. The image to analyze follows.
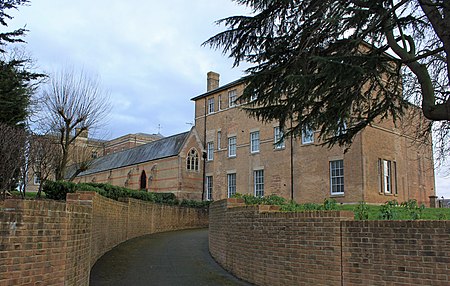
[42,181,201,207]
[379,200,399,220]
[179,199,211,209]
[43,180,77,200]
[354,201,369,220]
[323,198,338,210]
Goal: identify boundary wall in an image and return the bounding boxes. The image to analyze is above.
[209,199,449,286]
[0,192,208,285]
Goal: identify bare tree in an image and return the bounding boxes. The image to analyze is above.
[38,68,111,181]
[29,135,61,197]
[0,122,27,199]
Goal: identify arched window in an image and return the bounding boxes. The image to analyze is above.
[186,148,199,171]
[140,170,147,190]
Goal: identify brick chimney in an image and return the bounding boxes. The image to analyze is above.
[207,71,220,92]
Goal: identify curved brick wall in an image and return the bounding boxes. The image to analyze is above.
[0,192,208,285]
[209,199,450,286]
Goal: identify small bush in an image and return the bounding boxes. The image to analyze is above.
[379,200,399,220]
[354,201,369,220]
[43,180,78,200]
[323,198,338,210]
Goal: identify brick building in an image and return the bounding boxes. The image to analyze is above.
[103,132,163,155]
[191,72,435,205]
[73,128,204,200]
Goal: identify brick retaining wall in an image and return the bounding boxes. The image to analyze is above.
[209,199,450,286]
[0,192,208,285]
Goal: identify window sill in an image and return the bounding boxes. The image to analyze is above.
[330,193,345,197]
[274,147,285,151]
[228,156,236,159]
[251,151,260,155]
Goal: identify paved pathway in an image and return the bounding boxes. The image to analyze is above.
[89,228,252,286]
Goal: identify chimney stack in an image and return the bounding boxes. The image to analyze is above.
[75,128,88,139]
[207,71,220,92]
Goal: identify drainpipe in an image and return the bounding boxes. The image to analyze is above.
[290,118,294,201]
[201,97,207,201]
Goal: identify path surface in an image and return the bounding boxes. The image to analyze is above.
[89,228,252,286]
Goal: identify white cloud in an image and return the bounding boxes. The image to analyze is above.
[7,0,249,141]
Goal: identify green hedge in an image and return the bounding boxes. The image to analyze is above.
[42,181,210,209]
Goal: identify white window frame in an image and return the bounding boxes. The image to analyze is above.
[207,142,214,161]
[228,136,236,157]
[378,159,397,195]
[227,173,236,198]
[330,160,344,195]
[207,97,215,114]
[250,131,260,153]
[33,172,41,185]
[336,120,347,136]
[274,126,285,149]
[383,160,391,194]
[217,131,221,150]
[218,95,222,110]
[228,90,237,107]
[254,169,264,197]
[206,176,213,201]
[302,125,314,144]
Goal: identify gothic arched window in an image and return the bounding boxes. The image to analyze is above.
[140,170,147,190]
[186,148,199,171]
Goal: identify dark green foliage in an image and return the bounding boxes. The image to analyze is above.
[179,199,211,210]
[0,0,30,52]
[0,1,45,127]
[42,180,78,201]
[84,182,177,204]
[204,0,450,150]
[42,181,207,209]
[0,61,28,125]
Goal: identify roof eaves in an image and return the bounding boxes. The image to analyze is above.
[190,78,245,101]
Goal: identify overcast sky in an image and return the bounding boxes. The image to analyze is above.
[6,0,450,197]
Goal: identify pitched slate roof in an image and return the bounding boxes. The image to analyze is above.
[76,131,190,177]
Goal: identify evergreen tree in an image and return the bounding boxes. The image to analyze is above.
[0,0,43,127]
[204,0,449,149]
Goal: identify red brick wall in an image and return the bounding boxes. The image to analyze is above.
[210,199,450,286]
[0,193,208,286]
[342,220,450,285]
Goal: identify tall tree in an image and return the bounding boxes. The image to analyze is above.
[39,68,111,181]
[204,0,449,153]
[0,0,44,127]
[0,0,29,51]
